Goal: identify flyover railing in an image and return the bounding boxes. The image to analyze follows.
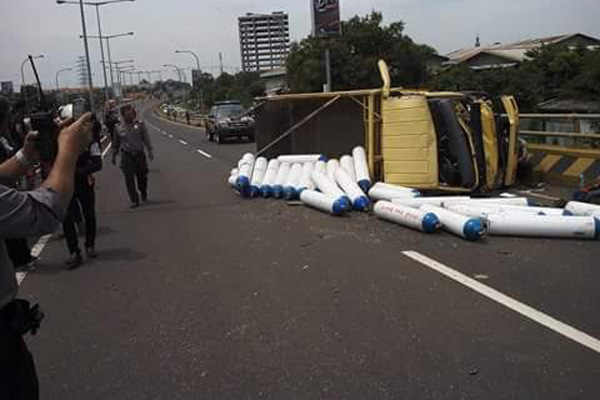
[518,113,600,186]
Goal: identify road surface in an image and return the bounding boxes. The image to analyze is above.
[19,101,600,399]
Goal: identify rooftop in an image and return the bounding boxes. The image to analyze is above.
[446,33,600,65]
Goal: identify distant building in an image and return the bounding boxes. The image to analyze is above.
[239,11,290,73]
[1,81,13,95]
[446,33,600,70]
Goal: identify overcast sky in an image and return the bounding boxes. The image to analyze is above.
[1,0,598,90]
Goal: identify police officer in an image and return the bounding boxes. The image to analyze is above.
[62,114,103,268]
[112,104,154,208]
[1,113,93,400]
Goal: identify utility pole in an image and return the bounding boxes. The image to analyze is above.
[219,52,224,75]
[324,47,332,93]
[78,0,95,110]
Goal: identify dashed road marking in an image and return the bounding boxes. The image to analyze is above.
[403,250,600,354]
[101,142,112,158]
[196,149,213,159]
[146,117,212,160]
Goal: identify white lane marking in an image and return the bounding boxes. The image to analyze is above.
[403,250,600,354]
[146,116,212,160]
[101,142,112,158]
[196,149,213,159]
[17,234,53,286]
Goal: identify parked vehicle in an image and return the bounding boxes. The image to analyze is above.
[206,101,255,144]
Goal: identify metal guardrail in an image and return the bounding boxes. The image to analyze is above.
[516,113,600,185]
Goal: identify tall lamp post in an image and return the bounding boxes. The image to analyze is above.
[55,67,74,103]
[163,64,183,82]
[21,54,45,91]
[55,67,73,91]
[85,32,134,95]
[175,49,202,110]
[57,0,135,105]
[20,54,45,105]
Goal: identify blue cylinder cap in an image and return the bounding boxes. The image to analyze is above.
[318,155,329,162]
[463,218,486,241]
[332,198,346,215]
[260,185,272,198]
[272,185,284,199]
[236,175,250,189]
[353,196,371,211]
[594,218,600,239]
[339,196,352,211]
[284,187,298,201]
[421,213,441,234]
[357,180,371,193]
[249,186,260,198]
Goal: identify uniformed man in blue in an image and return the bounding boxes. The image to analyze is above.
[112,104,154,209]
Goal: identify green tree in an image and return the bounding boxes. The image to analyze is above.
[287,11,436,93]
[434,44,600,111]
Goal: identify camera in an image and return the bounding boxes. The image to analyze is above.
[23,54,89,162]
[29,111,59,162]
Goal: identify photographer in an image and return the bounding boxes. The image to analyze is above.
[0,98,37,273]
[62,115,103,268]
[0,113,93,400]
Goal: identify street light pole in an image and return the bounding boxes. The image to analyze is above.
[163,64,183,82]
[93,4,109,103]
[77,0,95,110]
[55,67,73,91]
[21,55,45,88]
[86,33,134,97]
[175,49,201,108]
[105,38,114,89]
[57,0,136,107]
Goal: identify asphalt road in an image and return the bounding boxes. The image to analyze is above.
[19,101,600,400]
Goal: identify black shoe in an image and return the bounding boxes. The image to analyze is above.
[86,247,97,259]
[65,252,83,270]
[130,201,140,209]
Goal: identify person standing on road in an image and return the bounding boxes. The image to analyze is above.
[0,113,93,400]
[112,104,154,209]
[104,100,120,144]
[185,110,191,125]
[62,114,103,269]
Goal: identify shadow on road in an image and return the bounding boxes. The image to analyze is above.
[94,247,147,262]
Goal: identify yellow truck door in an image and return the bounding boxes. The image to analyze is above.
[381,95,439,188]
[501,96,520,187]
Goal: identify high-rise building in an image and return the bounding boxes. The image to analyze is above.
[239,12,290,73]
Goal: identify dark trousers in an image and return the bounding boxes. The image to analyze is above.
[63,179,97,255]
[5,239,32,268]
[121,152,148,204]
[0,312,39,400]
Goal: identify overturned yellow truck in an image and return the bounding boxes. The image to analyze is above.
[254,60,520,193]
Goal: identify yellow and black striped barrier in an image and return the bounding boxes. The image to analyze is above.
[528,144,600,186]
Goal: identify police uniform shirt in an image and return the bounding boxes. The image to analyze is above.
[113,120,153,155]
